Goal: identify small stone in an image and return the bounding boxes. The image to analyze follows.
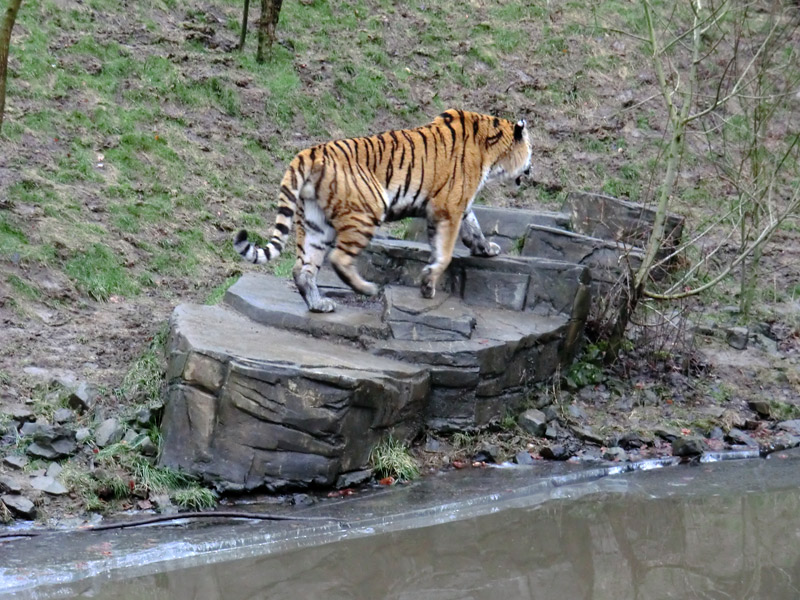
[53,408,75,423]
[424,436,446,453]
[20,422,45,438]
[616,90,635,107]
[136,404,163,426]
[567,404,587,421]
[139,437,158,457]
[0,474,24,493]
[543,405,559,422]
[151,492,177,515]
[603,446,627,462]
[571,425,605,446]
[95,418,124,447]
[727,428,758,447]
[6,405,34,422]
[66,382,99,413]
[27,436,77,460]
[708,427,725,440]
[540,445,572,461]
[545,424,559,439]
[692,320,717,336]
[76,427,92,443]
[27,442,60,460]
[2,419,20,435]
[777,420,800,437]
[474,443,502,464]
[768,433,800,452]
[726,327,749,350]
[519,408,547,437]
[514,451,535,465]
[291,493,314,507]
[748,400,772,417]
[45,462,63,478]
[3,455,28,470]
[123,428,139,445]
[1,494,37,519]
[619,432,646,449]
[335,469,372,489]
[654,426,682,442]
[751,333,779,355]
[30,475,68,495]
[672,436,705,457]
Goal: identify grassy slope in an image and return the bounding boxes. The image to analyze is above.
[0,0,798,397]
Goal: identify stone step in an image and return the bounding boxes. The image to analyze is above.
[354,238,591,318]
[403,206,571,253]
[563,191,684,260]
[521,224,645,297]
[221,274,577,436]
[161,303,429,491]
[161,204,601,491]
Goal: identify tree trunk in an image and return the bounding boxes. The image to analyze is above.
[256,0,282,63]
[0,0,23,133]
[238,0,250,51]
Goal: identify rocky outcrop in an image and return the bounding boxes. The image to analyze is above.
[160,205,598,491]
[159,195,685,491]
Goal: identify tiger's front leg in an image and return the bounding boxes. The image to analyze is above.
[460,210,501,257]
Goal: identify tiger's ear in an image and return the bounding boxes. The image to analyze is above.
[514,119,527,141]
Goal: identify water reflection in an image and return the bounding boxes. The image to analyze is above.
[82,486,800,600]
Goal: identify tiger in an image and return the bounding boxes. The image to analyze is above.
[234,109,532,313]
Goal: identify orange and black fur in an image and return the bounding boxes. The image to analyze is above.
[234,109,532,312]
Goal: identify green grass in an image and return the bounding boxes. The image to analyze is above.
[0,217,30,259]
[118,324,168,404]
[65,244,140,301]
[60,438,215,512]
[171,486,217,510]
[7,274,41,301]
[205,275,241,304]
[370,436,420,481]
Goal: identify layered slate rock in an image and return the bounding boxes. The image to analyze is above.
[162,304,429,491]
[160,194,683,491]
[563,191,685,261]
[161,223,591,489]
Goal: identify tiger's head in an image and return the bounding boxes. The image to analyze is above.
[486,117,532,185]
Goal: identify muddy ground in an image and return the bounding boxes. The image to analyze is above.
[1,1,799,525]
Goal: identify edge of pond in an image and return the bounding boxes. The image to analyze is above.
[4,449,800,599]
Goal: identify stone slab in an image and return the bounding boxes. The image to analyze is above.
[358,238,592,318]
[383,287,477,341]
[403,206,571,252]
[160,304,429,491]
[521,224,647,293]
[564,191,684,258]
[225,273,389,341]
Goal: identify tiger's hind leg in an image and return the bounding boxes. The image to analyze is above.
[421,216,461,299]
[293,202,337,313]
[460,210,501,257]
[328,232,380,298]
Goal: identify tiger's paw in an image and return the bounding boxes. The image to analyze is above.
[472,240,501,257]
[309,297,336,313]
[420,269,436,299]
[360,282,380,297]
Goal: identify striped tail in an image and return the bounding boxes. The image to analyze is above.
[233,153,308,264]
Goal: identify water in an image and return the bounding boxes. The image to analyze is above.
[5,454,800,599]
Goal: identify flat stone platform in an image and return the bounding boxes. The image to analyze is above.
[160,208,593,490]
